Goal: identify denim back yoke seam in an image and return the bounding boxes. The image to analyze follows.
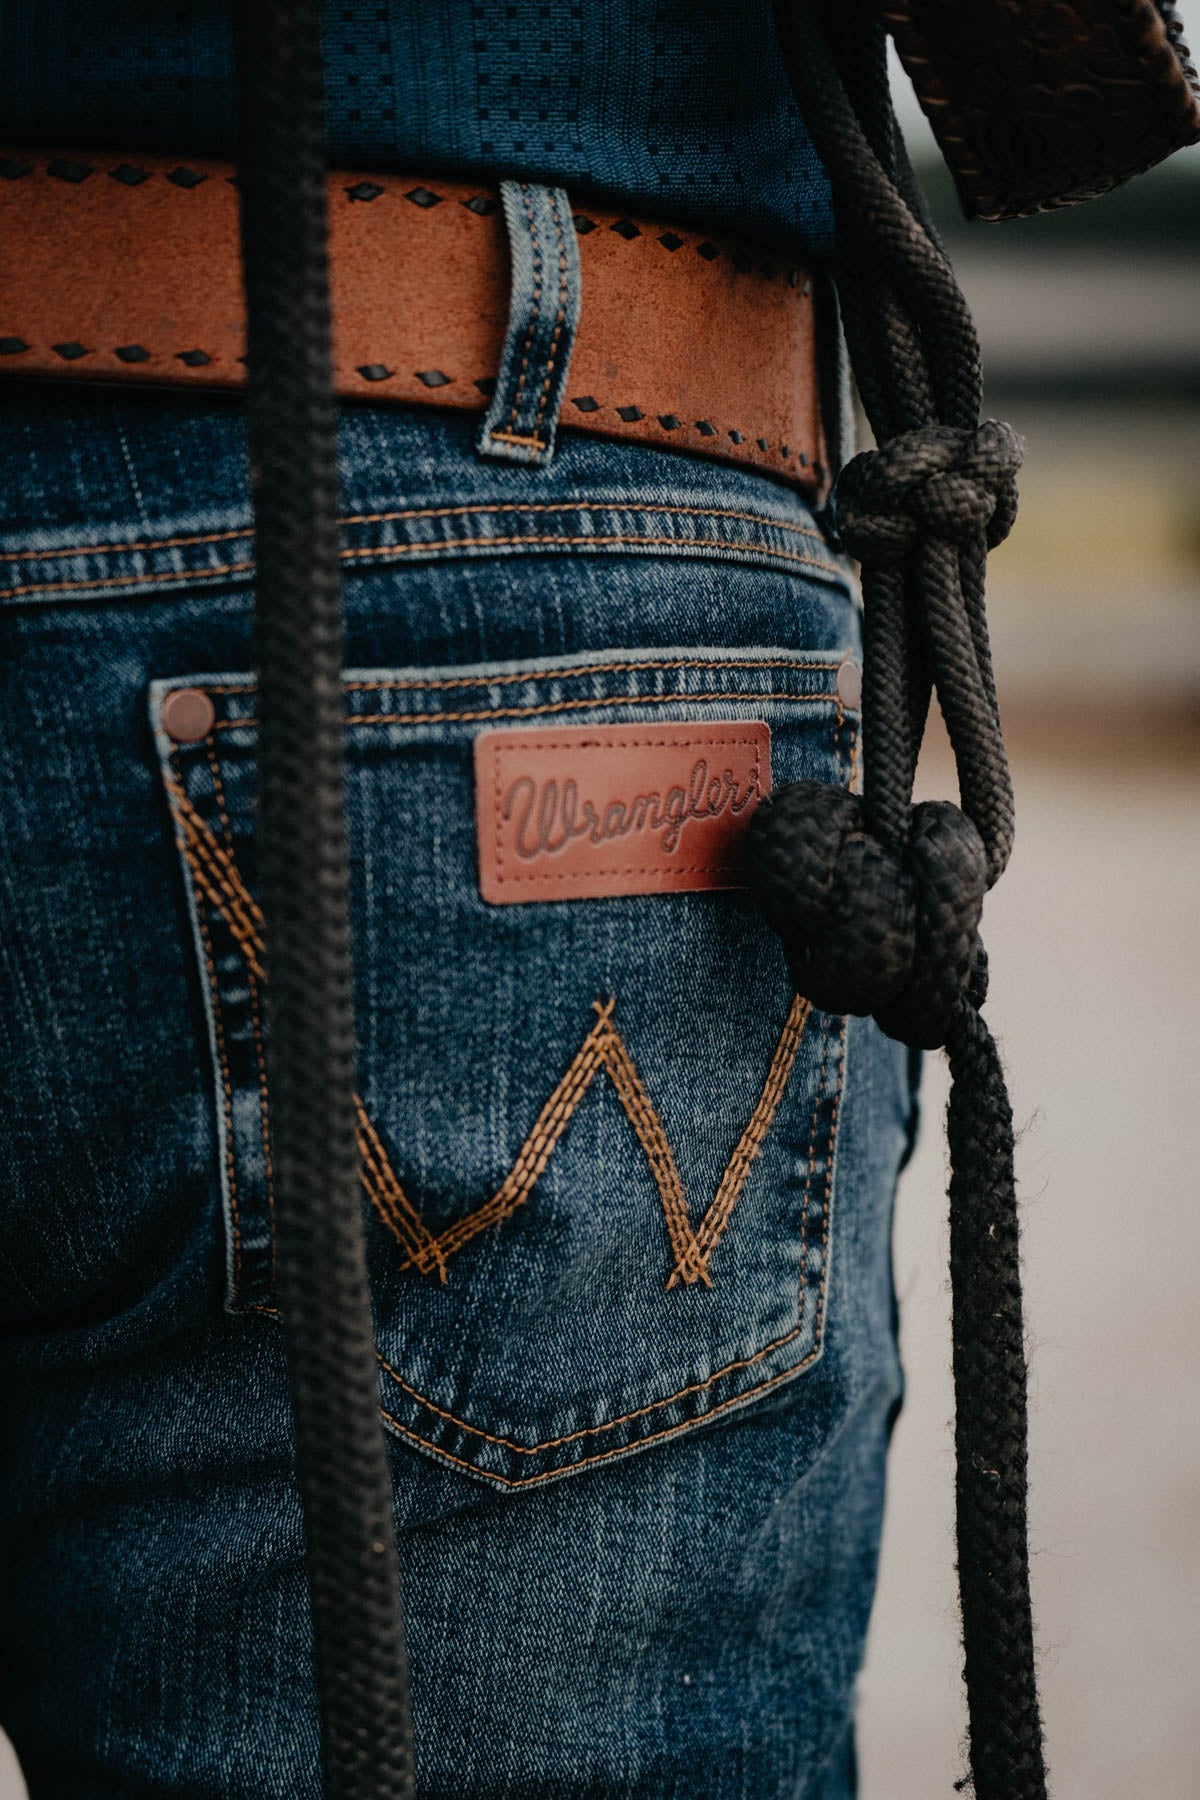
[0,494,849,606]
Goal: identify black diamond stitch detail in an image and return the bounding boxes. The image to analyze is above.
[756,437,769,452]
[616,404,643,422]
[358,364,393,382]
[52,342,88,360]
[110,164,150,186]
[658,232,684,252]
[474,377,497,396]
[782,445,791,459]
[610,219,640,240]
[0,159,32,180]
[115,344,151,363]
[695,420,716,436]
[729,429,744,445]
[416,369,450,387]
[571,396,600,413]
[177,349,212,367]
[732,251,754,274]
[463,194,498,215]
[572,215,596,234]
[48,159,92,183]
[405,186,442,208]
[695,241,719,262]
[657,414,681,430]
[0,337,29,355]
[166,167,206,188]
[346,180,385,202]
[798,451,809,467]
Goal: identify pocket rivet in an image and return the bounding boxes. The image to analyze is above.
[836,658,862,710]
[162,687,216,744]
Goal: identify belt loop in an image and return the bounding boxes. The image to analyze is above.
[476,180,581,469]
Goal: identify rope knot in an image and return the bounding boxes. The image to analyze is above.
[834,420,1023,563]
[747,781,988,1050]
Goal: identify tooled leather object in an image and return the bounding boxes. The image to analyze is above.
[883,0,1200,219]
[0,151,827,495]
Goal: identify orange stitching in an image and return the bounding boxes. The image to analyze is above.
[355,1100,447,1279]
[337,534,845,575]
[203,737,235,844]
[185,861,265,979]
[12,526,249,563]
[0,501,826,571]
[163,718,849,1476]
[0,560,256,602]
[379,1349,822,1487]
[216,691,836,733]
[398,992,811,1294]
[215,655,845,699]
[165,780,265,930]
[203,735,277,1268]
[338,500,824,536]
[167,762,440,1285]
[671,992,812,1285]
[193,894,242,1284]
[345,686,825,727]
[168,746,244,1287]
[486,430,547,448]
[375,1006,844,1461]
[0,535,843,604]
[592,1015,708,1287]
[403,1000,613,1271]
[168,801,266,981]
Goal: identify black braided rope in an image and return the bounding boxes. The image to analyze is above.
[759,5,1048,1795]
[234,4,415,1794]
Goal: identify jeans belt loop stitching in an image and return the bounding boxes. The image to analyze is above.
[477,180,582,470]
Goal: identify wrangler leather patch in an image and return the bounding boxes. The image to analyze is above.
[474,719,771,904]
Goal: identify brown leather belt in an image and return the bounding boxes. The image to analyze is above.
[0,149,827,496]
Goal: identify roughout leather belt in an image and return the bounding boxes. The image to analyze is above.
[0,149,828,496]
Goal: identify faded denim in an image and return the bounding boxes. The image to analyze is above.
[0,377,914,1796]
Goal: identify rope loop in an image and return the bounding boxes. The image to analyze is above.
[747,780,988,1050]
[835,419,1023,561]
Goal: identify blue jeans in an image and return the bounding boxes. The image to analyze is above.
[0,184,914,1798]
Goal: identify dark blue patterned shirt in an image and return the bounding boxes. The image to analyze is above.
[3,0,834,256]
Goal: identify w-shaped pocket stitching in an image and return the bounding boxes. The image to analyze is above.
[152,648,854,1486]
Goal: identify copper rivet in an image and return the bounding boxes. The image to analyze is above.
[162,687,216,744]
[836,658,862,710]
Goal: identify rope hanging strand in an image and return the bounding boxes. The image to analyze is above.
[756,6,1047,1797]
[233,4,415,1795]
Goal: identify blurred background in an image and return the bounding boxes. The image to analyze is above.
[857,55,1200,1800]
[2,47,1197,1800]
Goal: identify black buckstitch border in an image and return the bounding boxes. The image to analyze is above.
[0,336,819,473]
[4,155,809,285]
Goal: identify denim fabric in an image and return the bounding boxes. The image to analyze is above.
[0,382,914,1797]
[1,2,835,260]
[477,182,582,470]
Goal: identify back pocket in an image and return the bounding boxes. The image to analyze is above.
[150,644,857,1488]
